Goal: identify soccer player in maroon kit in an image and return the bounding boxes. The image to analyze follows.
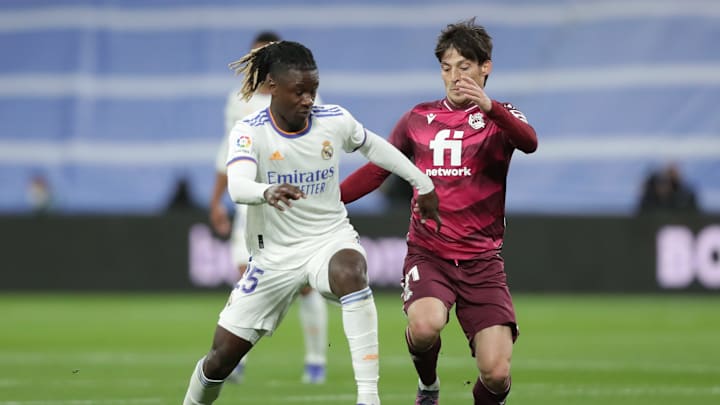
[341,19,537,405]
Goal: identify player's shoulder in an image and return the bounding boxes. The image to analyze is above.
[312,104,356,129]
[239,108,271,128]
[495,100,529,123]
[496,101,522,111]
[408,99,444,116]
[312,104,346,117]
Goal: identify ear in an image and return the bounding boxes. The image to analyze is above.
[266,74,277,93]
[481,60,493,76]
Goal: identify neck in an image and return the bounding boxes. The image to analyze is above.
[269,107,305,133]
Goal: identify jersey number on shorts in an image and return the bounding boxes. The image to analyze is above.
[240,265,265,293]
[401,265,420,302]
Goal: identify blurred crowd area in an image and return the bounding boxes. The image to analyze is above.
[1,0,719,216]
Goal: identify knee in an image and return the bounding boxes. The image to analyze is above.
[479,360,511,392]
[334,264,367,288]
[407,315,443,349]
[329,250,368,296]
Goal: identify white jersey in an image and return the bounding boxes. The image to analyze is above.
[227,104,364,270]
[215,91,322,172]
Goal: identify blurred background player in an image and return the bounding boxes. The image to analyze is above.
[208,30,328,384]
[341,19,537,405]
[636,162,699,215]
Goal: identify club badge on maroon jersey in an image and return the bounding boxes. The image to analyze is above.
[321,140,334,160]
[503,103,529,123]
[468,113,486,130]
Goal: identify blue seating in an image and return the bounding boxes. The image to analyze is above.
[1,1,718,214]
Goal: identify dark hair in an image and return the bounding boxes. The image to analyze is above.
[434,18,493,64]
[252,30,281,45]
[229,41,317,101]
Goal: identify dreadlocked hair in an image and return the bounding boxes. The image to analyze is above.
[228,41,317,101]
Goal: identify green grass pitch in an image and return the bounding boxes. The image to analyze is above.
[2,292,719,404]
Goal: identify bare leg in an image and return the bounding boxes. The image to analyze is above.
[183,325,254,405]
[471,325,513,405]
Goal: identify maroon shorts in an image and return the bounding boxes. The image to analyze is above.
[401,245,519,351]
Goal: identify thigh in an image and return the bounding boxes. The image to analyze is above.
[455,256,518,353]
[306,230,366,301]
[401,247,457,314]
[218,262,305,340]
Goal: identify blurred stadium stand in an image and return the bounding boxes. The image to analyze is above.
[0,0,718,215]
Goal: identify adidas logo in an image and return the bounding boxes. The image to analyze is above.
[270,150,284,160]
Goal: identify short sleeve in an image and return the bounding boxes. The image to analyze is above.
[226,121,259,167]
[337,106,367,153]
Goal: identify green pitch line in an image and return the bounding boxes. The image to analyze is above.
[1,292,719,405]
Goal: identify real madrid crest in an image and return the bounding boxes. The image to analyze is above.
[468,112,486,130]
[321,140,334,160]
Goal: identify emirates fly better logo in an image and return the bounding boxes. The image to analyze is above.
[426,129,472,176]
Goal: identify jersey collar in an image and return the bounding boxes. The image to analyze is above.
[442,98,480,113]
[267,108,313,138]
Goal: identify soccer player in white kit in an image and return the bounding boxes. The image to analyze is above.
[183,41,441,405]
[208,31,329,385]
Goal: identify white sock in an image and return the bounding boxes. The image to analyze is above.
[340,287,380,404]
[300,289,328,365]
[419,377,440,391]
[183,357,224,405]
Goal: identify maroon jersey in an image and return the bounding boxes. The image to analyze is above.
[341,98,537,260]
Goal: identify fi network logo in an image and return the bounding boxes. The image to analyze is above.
[427,129,472,176]
[429,129,463,166]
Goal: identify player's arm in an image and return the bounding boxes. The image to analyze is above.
[355,130,441,230]
[485,100,538,153]
[209,91,245,235]
[340,111,412,204]
[227,161,305,211]
[340,163,391,204]
[226,125,305,211]
[456,76,537,153]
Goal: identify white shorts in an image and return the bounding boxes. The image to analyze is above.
[230,205,249,268]
[217,235,366,343]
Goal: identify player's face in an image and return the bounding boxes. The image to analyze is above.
[269,68,319,132]
[440,47,491,106]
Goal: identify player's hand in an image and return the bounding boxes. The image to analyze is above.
[263,183,306,211]
[414,189,442,232]
[209,202,231,237]
[456,76,492,112]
